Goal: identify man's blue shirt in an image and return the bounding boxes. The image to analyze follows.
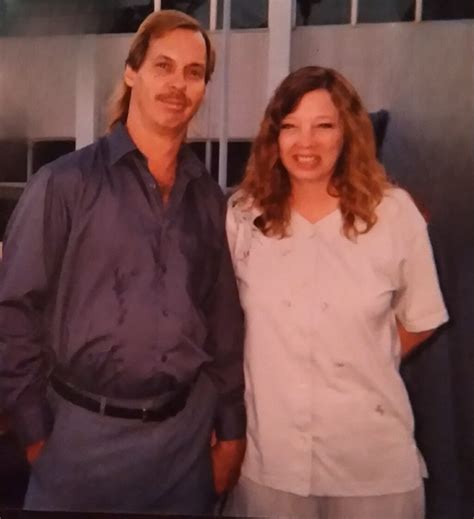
[0,123,245,445]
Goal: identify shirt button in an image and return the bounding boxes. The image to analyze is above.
[161,354,168,363]
[161,265,167,274]
[321,302,329,311]
[162,309,169,317]
[149,182,156,189]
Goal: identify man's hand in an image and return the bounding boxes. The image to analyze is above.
[25,439,46,464]
[211,438,246,495]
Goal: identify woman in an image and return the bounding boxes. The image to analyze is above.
[225,66,448,518]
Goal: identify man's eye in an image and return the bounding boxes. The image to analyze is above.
[156,62,170,70]
[188,68,204,79]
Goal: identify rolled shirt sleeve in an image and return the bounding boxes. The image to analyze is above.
[0,167,69,445]
[393,195,449,332]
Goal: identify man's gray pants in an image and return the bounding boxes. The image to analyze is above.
[24,372,218,514]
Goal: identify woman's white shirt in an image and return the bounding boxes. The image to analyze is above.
[226,187,448,497]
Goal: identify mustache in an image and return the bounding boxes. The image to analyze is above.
[155,92,191,106]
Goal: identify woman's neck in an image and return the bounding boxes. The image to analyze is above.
[290,179,339,224]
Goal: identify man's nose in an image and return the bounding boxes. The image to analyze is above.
[169,70,186,91]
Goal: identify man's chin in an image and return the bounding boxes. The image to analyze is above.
[153,116,189,135]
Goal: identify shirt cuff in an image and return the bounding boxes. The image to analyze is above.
[401,309,449,333]
[214,401,246,441]
[10,400,53,447]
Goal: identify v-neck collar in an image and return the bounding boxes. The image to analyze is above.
[290,208,341,238]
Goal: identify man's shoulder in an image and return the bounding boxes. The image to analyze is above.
[45,137,107,178]
[31,137,110,200]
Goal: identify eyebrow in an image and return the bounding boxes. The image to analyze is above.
[154,54,206,68]
[283,114,337,120]
[186,62,206,69]
[154,54,173,61]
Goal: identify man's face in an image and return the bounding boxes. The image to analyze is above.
[125,28,207,134]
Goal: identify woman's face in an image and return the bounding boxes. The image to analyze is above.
[278,88,344,187]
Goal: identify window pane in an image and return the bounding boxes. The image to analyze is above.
[160,0,210,29]
[227,142,251,187]
[1,1,154,36]
[0,140,28,183]
[187,141,218,181]
[0,199,20,241]
[296,0,350,26]
[187,141,252,187]
[358,0,415,23]
[31,139,76,175]
[422,0,474,21]
[99,1,154,34]
[217,0,268,29]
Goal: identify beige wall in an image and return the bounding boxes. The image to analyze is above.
[291,21,474,204]
[0,21,472,176]
[0,35,77,139]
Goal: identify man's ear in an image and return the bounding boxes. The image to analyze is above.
[124,64,136,88]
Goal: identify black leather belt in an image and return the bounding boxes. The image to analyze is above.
[50,375,190,422]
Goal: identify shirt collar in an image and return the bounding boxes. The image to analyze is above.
[176,144,205,180]
[107,123,138,166]
[107,123,205,180]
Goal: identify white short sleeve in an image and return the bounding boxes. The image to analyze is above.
[392,191,448,332]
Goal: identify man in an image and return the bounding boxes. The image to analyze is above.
[0,10,245,514]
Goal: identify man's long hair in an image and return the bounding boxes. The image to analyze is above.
[107,9,215,131]
[238,66,391,239]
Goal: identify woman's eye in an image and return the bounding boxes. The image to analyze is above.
[318,123,335,129]
[280,123,295,130]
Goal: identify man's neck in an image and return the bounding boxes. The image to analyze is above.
[126,115,186,204]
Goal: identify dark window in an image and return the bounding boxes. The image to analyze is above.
[160,0,210,29]
[100,1,154,34]
[296,0,351,26]
[227,141,252,187]
[358,0,415,23]
[31,139,76,175]
[187,141,207,163]
[422,0,474,20]
[217,0,268,29]
[0,138,75,241]
[0,199,19,241]
[187,140,218,182]
[2,1,154,36]
[0,140,28,183]
[188,140,252,187]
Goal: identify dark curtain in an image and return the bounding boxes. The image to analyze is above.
[396,153,474,519]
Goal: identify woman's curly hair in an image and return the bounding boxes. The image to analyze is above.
[238,66,391,239]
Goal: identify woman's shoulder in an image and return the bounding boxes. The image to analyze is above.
[227,189,260,223]
[378,186,427,231]
[381,186,415,208]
